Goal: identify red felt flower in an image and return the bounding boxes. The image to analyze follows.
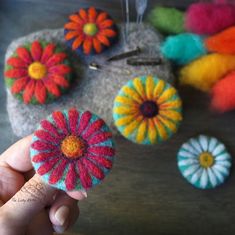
[4,41,72,104]
[64,7,118,55]
[30,108,115,191]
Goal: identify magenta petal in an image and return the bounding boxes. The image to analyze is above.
[68,108,79,135]
[77,161,92,189]
[81,158,105,180]
[34,130,60,144]
[32,151,60,163]
[37,157,59,175]
[65,163,77,190]
[87,154,113,169]
[52,111,69,135]
[31,41,43,61]
[31,140,58,151]
[40,119,64,139]
[49,159,68,184]
[82,119,104,139]
[88,132,112,145]
[87,146,115,157]
[77,111,92,136]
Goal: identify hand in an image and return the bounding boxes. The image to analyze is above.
[0,135,87,235]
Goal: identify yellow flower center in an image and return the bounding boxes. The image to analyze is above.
[199,152,214,168]
[83,23,98,36]
[28,62,47,80]
[61,135,86,159]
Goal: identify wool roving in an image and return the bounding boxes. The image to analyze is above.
[148,6,185,35]
[64,7,118,55]
[211,71,235,113]
[185,2,235,35]
[161,33,206,65]
[177,135,231,189]
[113,75,182,145]
[30,108,115,191]
[4,40,72,105]
[179,54,235,92]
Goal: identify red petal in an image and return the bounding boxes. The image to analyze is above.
[43,79,61,97]
[48,74,69,88]
[88,7,97,22]
[40,119,63,138]
[69,108,79,134]
[16,47,32,64]
[11,77,29,94]
[49,159,68,184]
[96,34,110,46]
[87,154,113,169]
[52,110,68,134]
[34,129,59,144]
[65,163,77,190]
[7,57,27,68]
[31,41,43,61]
[88,132,112,145]
[79,8,88,21]
[77,111,92,135]
[34,80,47,104]
[72,35,84,50]
[88,146,115,157]
[65,31,80,41]
[37,157,59,175]
[23,80,36,104]
[83,38,92,54]
[82,119,104,139]
[32,151,60,163]
[69,14,84,24]
[99,19,114,29]
[31,140,57,151]
[77,161,92,189]
[96,12,108,23]
[49,64,71,75]
[46,53,67,67]
[5,68,28,78]
[92,38,102,53]
[100,29,116,37]
[41,43,56,63]
[64,22,80,30]
[82,158,105,180]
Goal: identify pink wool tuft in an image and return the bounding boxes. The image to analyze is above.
[185,3,235,35]
[211,71,235,112]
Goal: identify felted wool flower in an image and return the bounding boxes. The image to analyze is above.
[113,76,182,145]
[177,135,232,189]
[64,7,118,55]
[4,40,72,104]
[30,108,115,191]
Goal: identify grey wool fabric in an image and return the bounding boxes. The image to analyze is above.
[5,24,174,137]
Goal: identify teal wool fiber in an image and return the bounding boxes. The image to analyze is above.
[161,33,207,65]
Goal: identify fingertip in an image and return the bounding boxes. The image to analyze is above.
[67,190,87,201]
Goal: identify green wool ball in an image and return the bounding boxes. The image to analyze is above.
[148,6,185,35]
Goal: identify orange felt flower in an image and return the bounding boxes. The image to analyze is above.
[64,7,118,55]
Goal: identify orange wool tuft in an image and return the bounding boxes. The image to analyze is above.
[211,71,235,112]
[205,27,235,54]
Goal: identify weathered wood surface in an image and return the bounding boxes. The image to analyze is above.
[1,1,235,235]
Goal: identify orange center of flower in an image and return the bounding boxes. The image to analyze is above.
[83,23,98,36]
[199,152,214,168]
[61,135,86,159]
[28,62,47,80]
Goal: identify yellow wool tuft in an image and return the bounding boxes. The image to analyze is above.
[179,54,235,92]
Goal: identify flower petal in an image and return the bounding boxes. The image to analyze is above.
[213,164,229,175]
[7,57,27,68]
[35,80,47,104]
[178,159,198,167]
[23,80,36,104]
[37,157,59,175]
[88,132,112,145]
[40,119,63,138]
[100,29,116,37]
[189,138,203,155]
[181,142,198,155]
[31,41,43,61]
[69,14,84,24]
[45,53,67,67]
[77,161,92,189]
[212,143,225,156]
[208,137,218,153]
[158,87,177,105]
[64,22,80,30]
[79,8,88,21]
[43,79,61,97]
[52,111,69,135]
[49,64,71,75]
[49,159,68,184]
[215,153,231,161]
[82,119,104,139]
[198,135,209,152]
[133,77,146,99]
[87,154,113,169]
[99,19,114,29]
[183,164,200,177]
[136,120,147,143]
[122,116,143,137]
[31,140,58,151]
[72,35,84,50]
[159,110,182,123]
[16,47,32,64]
[207,168,218,187]
[41,43,56,63]
[148,119,157,144]
[77,111,92,135]
[34,129,60,144]
[65,31,80,41]
[87,146,115,157]
[68,108,79,135]
[5,68,28,78]
[82,158,105,180]
[92,38,102,53]
[11,77,29,94]
[32,151,59,163]
[96,12,108,23]
[200,169,208,189]
[178,150,197,159]
[65,163,77,190]
[88,7,97,22]
[96,34,110,46]
[83,38,92,54]
[190,168,203,184]
[153,79,165,99]
[153,118,168,141]
[146,76,155,100]
[48,74,69,88]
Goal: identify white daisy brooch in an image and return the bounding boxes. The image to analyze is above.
[177,135,232,189]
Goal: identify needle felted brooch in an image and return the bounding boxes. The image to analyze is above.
[4,40,72,104]
[30,108,115,191]
[177,135,232,189]
[64,7,118,55]
[113,75,182,145]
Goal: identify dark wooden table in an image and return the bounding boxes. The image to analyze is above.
[1,1,235,235]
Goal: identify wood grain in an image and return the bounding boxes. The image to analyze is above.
[1,1,235,235]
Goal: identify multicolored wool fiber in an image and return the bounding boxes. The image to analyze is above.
[30,108,115,191]
[4,40,72,104]
[113,75,182,145]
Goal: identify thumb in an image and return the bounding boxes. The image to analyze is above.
[1,174,56,227]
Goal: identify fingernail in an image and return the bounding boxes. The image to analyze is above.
[55,206,70,226]
[82,191,88,198]
[53,225,66,234]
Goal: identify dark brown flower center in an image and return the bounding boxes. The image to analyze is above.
[140,100,158,118]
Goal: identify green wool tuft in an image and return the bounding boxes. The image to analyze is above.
[148,6,185,35]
